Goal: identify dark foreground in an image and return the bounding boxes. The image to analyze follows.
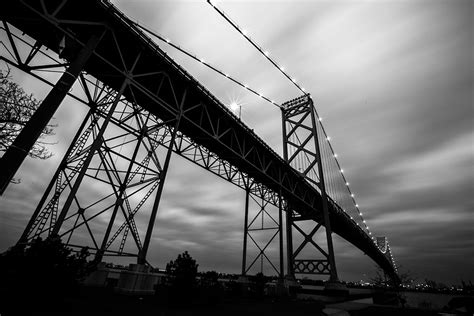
[1,286,458,316]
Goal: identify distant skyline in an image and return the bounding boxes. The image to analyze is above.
[0,0,472,285]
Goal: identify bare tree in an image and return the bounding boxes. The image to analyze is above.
[0,66,55,164]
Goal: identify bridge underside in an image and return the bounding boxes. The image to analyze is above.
[0,0,398,281]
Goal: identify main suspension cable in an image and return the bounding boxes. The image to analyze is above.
[206,0,308,96]
[124,18,282,108]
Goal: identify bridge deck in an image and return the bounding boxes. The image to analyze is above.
[1,0,397,280]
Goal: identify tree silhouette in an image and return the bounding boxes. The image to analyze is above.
[0,67,55,171]
[0,235,90,314]
[166,251,198,287]
[165,251,199,302]
[253,272,268,299]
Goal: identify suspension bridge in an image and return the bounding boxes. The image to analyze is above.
[0,0,399,287]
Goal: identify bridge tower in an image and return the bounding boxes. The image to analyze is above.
[281,95,340,285]
[377,236,397,270]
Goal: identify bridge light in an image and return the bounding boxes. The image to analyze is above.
[360,212,363,215]
[302,87,306,92]
[327,136,331,141]
[200,59,205,63]
[242,29,248,36]
[340,169,344,173]
[224,73,229,77]
[229,102,239,112]
[334,153,338,158]
[280,66,285,71]
[292,78,297,83]
[166,38,170,43]
[351,193,354,197]
[264,51,269,56]
[355,204,359,207]
[319,117,323,121]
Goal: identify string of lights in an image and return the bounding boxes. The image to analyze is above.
[125,18,281,108]
[206,0,308,96]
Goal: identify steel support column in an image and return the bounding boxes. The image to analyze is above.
[278,190,284,279]
[282,108,295,279]
[18,107,95,244]
[241,187,283,277]
[309,100,339,282]
[94,126,145,263]
[241,188,250,276]
[0,34,101,194]
[137,90,185,264]
[51,79,129,236]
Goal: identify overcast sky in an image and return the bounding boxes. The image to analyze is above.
[0,0,472,285]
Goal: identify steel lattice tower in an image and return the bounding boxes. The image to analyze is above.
[281,95,339,282]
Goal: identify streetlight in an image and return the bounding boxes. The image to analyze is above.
[229,101,241,119]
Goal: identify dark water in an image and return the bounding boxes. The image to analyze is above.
[301,285,469,310]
